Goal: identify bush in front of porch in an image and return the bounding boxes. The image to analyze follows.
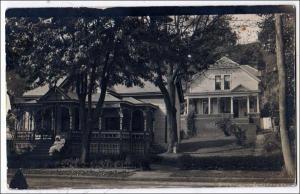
[215,117,247,145]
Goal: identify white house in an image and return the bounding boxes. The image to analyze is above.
[181,56,261,135]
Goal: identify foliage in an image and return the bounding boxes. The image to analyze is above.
[258,14,296,126]
[215,117,246,145]
[224,42,266,70]
[260,101,279,118]
[6,16,148,163]
[177,153,283,170]
[186,109,196,137]
[215,117,232,136]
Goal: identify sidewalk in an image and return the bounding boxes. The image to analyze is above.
[7,166,296,189]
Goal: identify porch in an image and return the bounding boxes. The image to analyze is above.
[12,101,156,156]
[184,95,260,118]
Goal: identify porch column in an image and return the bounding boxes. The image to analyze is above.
[231,97,234,114]
[41,109,44,129]
[129,110,133,131]
[247,96,250,114]
[30,111,34,131]
[186,97,189,115]
[51,109,55,132]
[256,95,260,113]
[119,108,123,131]
[98,109,103,130]
[143,110,147,131]
[98,114,102,131]
[57,106,62,134]
[208,97,211,114]
[69,107,73,131]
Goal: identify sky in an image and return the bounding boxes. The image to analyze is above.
[229,14,264,45]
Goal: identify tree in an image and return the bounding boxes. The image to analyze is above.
[258,14,296,126]
[6,16,145,163]
[274,14,295,177]
[132,15,237,153]
[258,13,296,176]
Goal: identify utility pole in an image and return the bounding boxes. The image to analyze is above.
[275,13,295,177]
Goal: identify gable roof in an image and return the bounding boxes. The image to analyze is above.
[240,65,261,78]
[231,84,251,92]
[38,86,71,102]
[209,56,260,81]
[23,77,66,96]
[209,56,239,69]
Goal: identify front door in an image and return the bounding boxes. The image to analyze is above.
[233,99,239,118]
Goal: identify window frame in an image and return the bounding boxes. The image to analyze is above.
[215,75,222,90]
[224,74,231,90]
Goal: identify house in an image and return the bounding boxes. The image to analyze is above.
[11,77,183,157]
[181,56,261,136]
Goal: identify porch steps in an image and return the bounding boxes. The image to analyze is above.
[30,140,53,158]
[233,117,250,124]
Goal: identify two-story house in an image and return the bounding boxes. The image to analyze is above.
[181,56,261,136]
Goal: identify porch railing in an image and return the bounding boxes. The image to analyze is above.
[13,131,53,141]
[70,130,150,140]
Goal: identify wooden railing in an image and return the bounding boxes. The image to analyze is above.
[13,130,150,142]
[14,131,53,141]
[70,130,150,140]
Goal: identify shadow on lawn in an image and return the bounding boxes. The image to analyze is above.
[179,138,236,152]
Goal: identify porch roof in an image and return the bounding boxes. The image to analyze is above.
[185,90,260,98]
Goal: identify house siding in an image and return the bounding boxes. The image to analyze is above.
[134,97,167,146]
[190,68,259,93]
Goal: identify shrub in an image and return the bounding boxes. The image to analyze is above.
[215,117,232,136]
[177,154,283,170]
[231,124,246,146]
[186,110,196,137]
[215,117,247,145]
[114,160,124,168]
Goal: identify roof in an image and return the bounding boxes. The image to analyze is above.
[209,56,239,69]
[92,93,121,102]
[240,65,261,77]
[209,56,260,81]
[23,77,66,96]
[122,97,145,105]
[231,84,251,92]
[111,80,160,94]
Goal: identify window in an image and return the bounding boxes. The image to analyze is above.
[215,75,221,90]
[224,75,231,90]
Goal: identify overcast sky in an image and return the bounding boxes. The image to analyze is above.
[230,14,264,45]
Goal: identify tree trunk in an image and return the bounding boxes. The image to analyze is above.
[275,14,295,177]
[79,96,88,163]
[156,64,179,154]
[166,77,178,153]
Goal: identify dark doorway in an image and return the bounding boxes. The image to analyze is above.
[233,99,239,118]
[132,110,144,132]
